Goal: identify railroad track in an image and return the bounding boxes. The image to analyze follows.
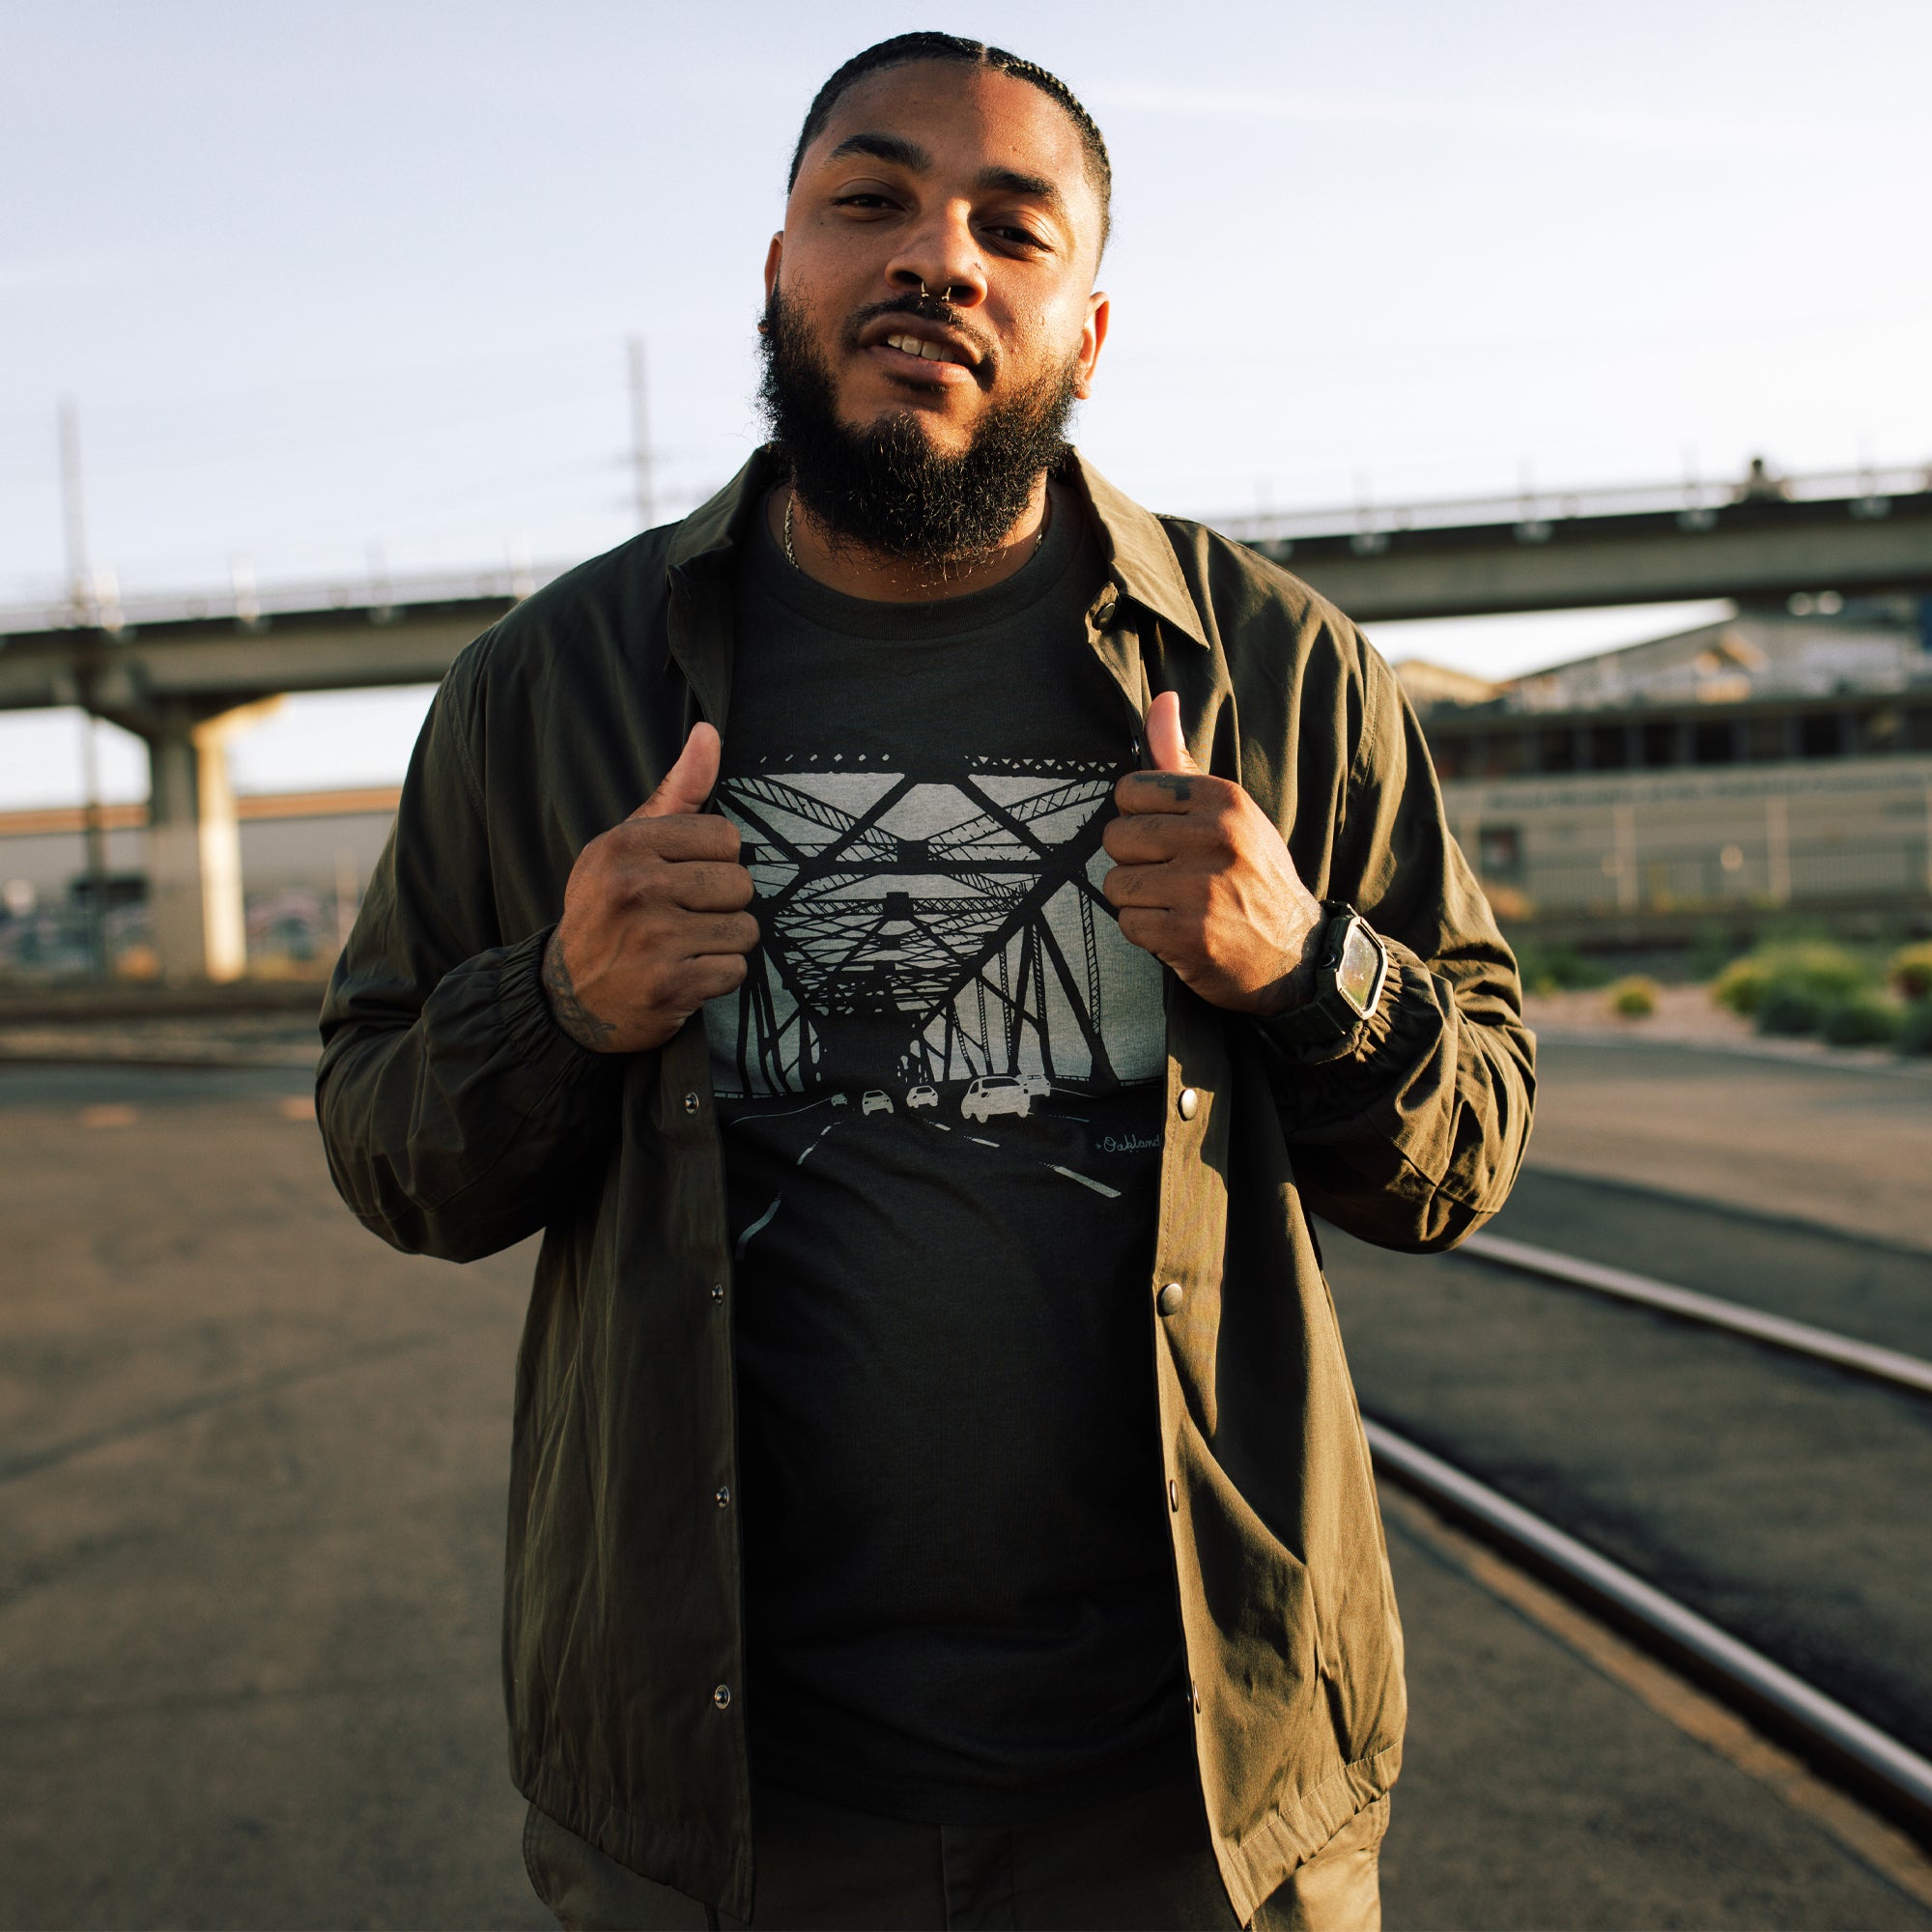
[1325,1170,1932,1842]
[1366,1417,1932,1841]
[1460,1230,1932,1396]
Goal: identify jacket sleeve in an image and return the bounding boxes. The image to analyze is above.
[315,644,624,1263]
[1253,633,1535,1253]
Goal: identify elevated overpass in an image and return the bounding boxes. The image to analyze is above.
[4,461,1928,980]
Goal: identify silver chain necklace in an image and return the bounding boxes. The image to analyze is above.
[782,488,1048,572]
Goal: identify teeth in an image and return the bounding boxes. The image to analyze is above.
[885,332,957,363]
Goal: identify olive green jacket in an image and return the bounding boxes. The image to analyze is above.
[317,449,1534,1924]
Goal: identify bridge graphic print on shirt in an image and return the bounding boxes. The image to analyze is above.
[705,752,1164,1108]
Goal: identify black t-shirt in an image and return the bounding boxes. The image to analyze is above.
[709,489,1189,1823]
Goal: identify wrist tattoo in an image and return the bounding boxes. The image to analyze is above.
[542,931,616,1049]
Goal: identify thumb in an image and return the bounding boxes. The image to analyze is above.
[1144,692,1197,774]
[635,723,722,818]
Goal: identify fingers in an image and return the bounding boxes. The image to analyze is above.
[1144,691,1196,775]
[1102,861,1176,912]
[663,951,750,1012]
[635,724,723,819]
[1116,770,1203,815]
[1103,810,1212,866]
[687,911,760,956]
[668,861,756,914]
[608,814,742,863]
[1115,904,1181,962]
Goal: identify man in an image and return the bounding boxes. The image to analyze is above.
[319,32,1533,1931]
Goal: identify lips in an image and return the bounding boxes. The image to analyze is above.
[856,312,986,378]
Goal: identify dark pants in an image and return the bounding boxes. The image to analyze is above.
[523,1779,1386,1931]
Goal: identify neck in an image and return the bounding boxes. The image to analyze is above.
[770,478,1051,604]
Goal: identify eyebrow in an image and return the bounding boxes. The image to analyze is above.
[826,131,930,170]
[823,134,1068,214]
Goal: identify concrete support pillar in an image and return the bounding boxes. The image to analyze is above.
[136,697,281,982]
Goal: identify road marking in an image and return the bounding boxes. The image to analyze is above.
[970,1137,999,1148]
[1047,1163,1121,1199]
[796,1122,839,1167]
[724,1094,838,1128]
[929,1122,952,1132]
[736,1198,781,1258]
[1378,1483,1932,1913]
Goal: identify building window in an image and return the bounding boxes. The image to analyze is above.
[1692,721,1735,765]
[1588,724,1629,770]
[1798,712,1843,758]
[1478,825,1522,879]
[1537,729,1577,773]
[1909,709,1932,753]
[1641,722,1679,768]
[1745,718,1791,761]
[1480,735,1528,779]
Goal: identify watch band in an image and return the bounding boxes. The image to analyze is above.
[1263,901,1389,1045]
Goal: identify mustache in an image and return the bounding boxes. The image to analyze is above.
[842,291,999,381]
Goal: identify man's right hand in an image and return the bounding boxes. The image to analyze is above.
[541,724,758,1053]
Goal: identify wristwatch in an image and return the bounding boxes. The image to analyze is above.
[1264,902,1391,1045]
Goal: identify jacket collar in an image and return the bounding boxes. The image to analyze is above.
[664,445,1208,650]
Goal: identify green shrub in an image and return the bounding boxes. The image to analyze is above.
[1898,1002,1932,1058]
[1516,941,1608,995]
[1712,956,1772,1015]
[1820,993,1903,1046]
[1716,941,1866,1017]
[1690,920,1745,981]
[1608,976,1659,1018]
[1889,942,1932,1004]
[1757,982,1829,1036]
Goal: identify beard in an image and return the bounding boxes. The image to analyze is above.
[757,285,1081,571]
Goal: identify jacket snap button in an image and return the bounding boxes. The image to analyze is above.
[682,1092,700,1116]
[712,1683,731,1710]
[1168,1478,1179,1514]
[1177,1088,1199,1121]
[1157,1281,1185,1317]
[710,1283,725,1303]
[1190,1681,1202,1715]
[715,1486,731,1508]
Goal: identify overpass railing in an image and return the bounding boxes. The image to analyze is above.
[1216,462,1932,550]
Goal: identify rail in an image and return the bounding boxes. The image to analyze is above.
[1218,461,1932,548]
[1365,1419,1932,1837]
[1460,1233,1932,1397]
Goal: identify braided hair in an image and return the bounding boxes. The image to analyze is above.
[786,33,1112,252]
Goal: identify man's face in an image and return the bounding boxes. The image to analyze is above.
[766,62,1109,462]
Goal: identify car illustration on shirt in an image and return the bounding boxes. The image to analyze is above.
[906,1084,939,1110]
[861,1090,895,1116]
[961,1075,1032,1123]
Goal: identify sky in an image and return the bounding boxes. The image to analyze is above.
[3,0,1928,807]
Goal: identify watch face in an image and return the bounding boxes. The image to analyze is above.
[1334,918,1383,1018]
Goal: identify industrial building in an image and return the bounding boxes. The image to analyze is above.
[1406,598,1932,940]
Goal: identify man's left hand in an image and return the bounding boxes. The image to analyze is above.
[1102,693,1326,1017]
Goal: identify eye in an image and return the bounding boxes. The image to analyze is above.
[833,191,899,213]
[982,220,1051,254]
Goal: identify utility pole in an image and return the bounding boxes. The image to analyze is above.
[59,396,112,976]
[627,335,655,531]
[58,395,91,619]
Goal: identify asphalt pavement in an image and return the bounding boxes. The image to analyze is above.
[3,1060,1930,1927]
[1525,1037,1932,1251]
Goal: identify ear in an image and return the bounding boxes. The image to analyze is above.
[1075,292,1110,401]
[762,235,783,309]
